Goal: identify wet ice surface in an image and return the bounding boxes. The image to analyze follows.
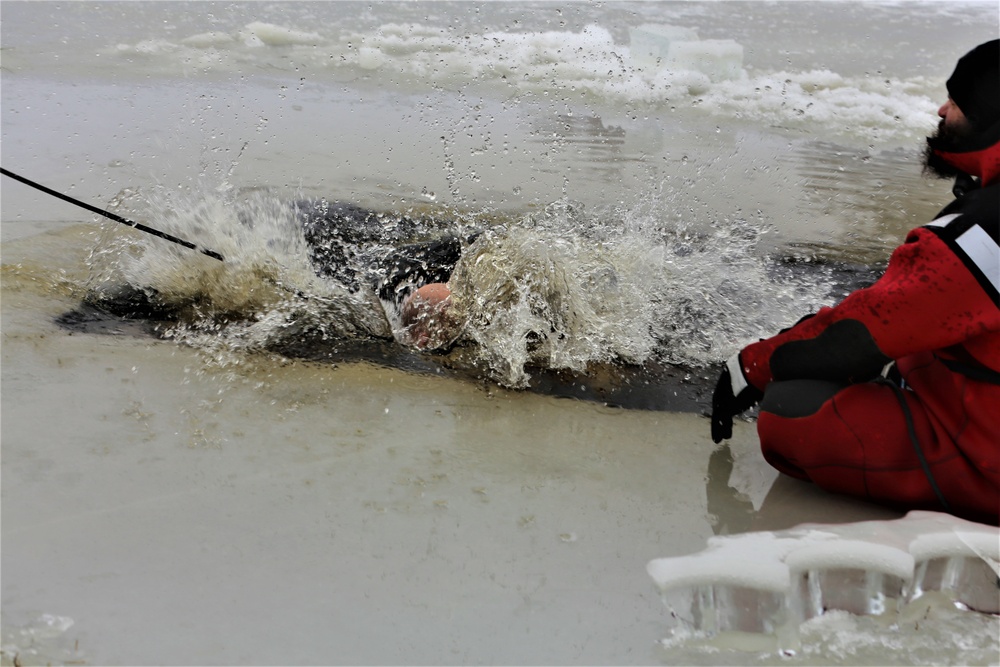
[5,226,995,666]
[0,257,723,665]
[648,511,1000,662]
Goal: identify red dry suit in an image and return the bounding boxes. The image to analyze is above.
[732,145,1000,524]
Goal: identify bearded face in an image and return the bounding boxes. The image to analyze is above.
[923,115,978,179]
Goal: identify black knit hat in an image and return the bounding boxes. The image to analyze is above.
[946,39,1000,131]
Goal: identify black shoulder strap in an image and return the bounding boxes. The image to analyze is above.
[926,185,1000,305]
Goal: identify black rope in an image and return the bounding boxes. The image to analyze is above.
[1,167,224,261]
[878,378,952,512]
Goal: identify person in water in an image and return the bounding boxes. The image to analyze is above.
[374,234,471,350]
[710,39,1000,525]
[296,200,470,350]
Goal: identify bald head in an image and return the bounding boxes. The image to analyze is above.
[400,283,463,350]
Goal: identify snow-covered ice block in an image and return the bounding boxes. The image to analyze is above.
[784,539,916,580]
[907,525,1000,613]
[647,532,803,594]
[648,531,824,639]
[647,511,1000,652]
[908,526,1000,563]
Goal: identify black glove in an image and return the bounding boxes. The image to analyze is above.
[710,359,764,443]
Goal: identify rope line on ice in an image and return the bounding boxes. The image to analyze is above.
[1,167,225,262]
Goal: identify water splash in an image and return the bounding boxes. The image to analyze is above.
[81,184,844,388]
[450,201,662,386]
[445,194,840,386]
[84,184,391,365]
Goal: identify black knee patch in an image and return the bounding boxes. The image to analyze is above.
[771,319,891,383]
[761,380,847,418]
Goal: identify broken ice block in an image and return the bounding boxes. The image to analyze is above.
[785,540,913,620]
[910,557,999,614]
[659,584,788,636]
[666,39,745,83]
[647,532,804,639]
[628,24,745,82]
[647,511,999,655]
[628,24,699,68]
[907,529,1000,613]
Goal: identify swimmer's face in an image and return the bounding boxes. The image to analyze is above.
[401,283,463,350]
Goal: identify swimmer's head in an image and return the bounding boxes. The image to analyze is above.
[400,282,464,350]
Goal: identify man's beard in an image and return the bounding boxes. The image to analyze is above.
[922,120,976,179]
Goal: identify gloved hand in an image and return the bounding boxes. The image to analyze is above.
[711,355,764,443]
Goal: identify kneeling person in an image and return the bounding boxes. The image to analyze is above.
[710,40,1000,525]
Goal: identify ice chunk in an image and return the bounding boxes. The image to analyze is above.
[790,566,906,620]
[784,540,915,581]
[647,511,1000,653]
[909,528,1000,564]
[648,532,803,594]
[909,555,999,614]
[907,528,1000,613]
[667,39,745,83]
[180,32,236,48]
[628,24,699,68]
[628,24,744,83]
[727,440,781,511]
[648,531,831,648]
[785,540,913,620]
[660,584,788,637]
[240,22,322,47]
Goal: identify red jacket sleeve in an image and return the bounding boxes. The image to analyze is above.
[738,226,1000,391]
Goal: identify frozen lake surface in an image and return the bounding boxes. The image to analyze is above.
[2,2,998,664]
